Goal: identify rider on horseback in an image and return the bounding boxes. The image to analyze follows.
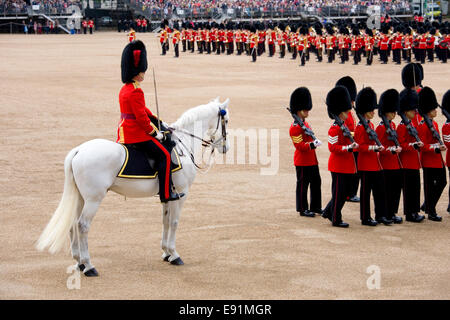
[117,40,184,202]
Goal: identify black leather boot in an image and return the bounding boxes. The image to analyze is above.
[161,190,185,203]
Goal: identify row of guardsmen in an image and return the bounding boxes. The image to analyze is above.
[288,63,449,228]
[152,20,450,64]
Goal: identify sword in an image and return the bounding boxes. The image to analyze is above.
[152,67,161,132]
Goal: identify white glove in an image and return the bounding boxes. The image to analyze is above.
[155,131,164,141]
[313,139,322,147]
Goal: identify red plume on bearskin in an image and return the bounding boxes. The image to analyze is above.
[121,40,148,83]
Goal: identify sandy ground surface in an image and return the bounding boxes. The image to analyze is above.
[0,32,449,300]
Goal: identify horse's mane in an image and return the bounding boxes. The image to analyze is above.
[171,98,220,129]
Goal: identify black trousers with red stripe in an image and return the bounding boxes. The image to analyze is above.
[423,167,447,215]
[401,169,421,215]
[359,171,389,221]
[383,169,402,218]
[295,165,322,214]
[323,172,353,224]
[133,139,172,201]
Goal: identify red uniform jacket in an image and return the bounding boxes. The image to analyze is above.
[396,121,421,170]
[376,121,402,170]
[355,121,382,171]
[328,123,357,174]
[443,122,450,167]
[418,120,445,168]
[290,122,318,167]
[117,82,158,144]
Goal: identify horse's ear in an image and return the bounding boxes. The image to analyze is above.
[214,96,220,103]
[223,98,230,109]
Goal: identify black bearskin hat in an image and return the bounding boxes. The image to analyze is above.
[121,40,148,84]
[442,90,450,114]
[399,88,419,113]
[418,86,439,116]
[326,86,352,119]
[378,89,400,116]
[355,87,378,114]
[401,63,422,88]
[335,76,357,102]
[290,87,312,113]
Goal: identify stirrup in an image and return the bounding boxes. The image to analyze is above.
[161,191,185,203]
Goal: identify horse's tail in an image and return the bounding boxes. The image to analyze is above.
[36,147,82,254]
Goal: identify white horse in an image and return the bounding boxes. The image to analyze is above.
[36,97,230,276]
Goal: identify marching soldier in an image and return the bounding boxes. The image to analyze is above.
[118,40,184,203]
[335,76,360,203]
[159,27,168,55]
[404,27,413,63]
[397,89,425,222]
[181,23,187,52]
[289,87,323,218]
[172,25,181,58]
[376,89,403,223]
[267,24,276,57]
[426,28,436,62]
[141,18,147,33]
[365,28,375,65]
[322,86,357,228]
[441,90,450,213]
[392,27,403,64]
[417,87,447,221]
[250,26,258,62]
[379,28,389,64]
[128,28,136,43]
[297,27,308,66]
[354,87,392,226]
[351,27,361,65]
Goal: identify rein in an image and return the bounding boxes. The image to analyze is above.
[170,109,227,171]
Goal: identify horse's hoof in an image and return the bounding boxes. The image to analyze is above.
[170,257,184,265]
[84,268,99,277]
[163,255,171,262]
[78,264,85,272]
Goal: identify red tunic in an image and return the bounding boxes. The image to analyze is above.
[354,121,382,171]
[442,122,450,167]
[376,121,402,170]
[418,120,445,168]
[290,122,318,167]
[117,82,157,144]
[396,121,421,170]
[327,123,357,174]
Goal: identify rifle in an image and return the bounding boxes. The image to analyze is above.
[354,109,382,147]
[287,107,317,141]
[422,113,444,146]
[331,113,355,143]
[380,114,400,148]
[398,112,421,143]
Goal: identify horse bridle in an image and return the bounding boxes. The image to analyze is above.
[169,108,228,169]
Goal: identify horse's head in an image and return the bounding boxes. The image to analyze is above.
[206,97,230,154]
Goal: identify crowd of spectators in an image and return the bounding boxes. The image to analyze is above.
[131,0,411,19]
[0,0,81,14]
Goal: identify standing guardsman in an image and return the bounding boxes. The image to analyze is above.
[376,89,403,223]
[88,18,94,34]
[441,90,450,214]
[397,89,425,222]
[322,86,357,228]
[250,26,258,63]
[159,26,168,55]
[297,26,308,66]
[335,76,360,203]
[172,25,181,58]
[181,22,187,52]
[82,18,88,34]
[365,28,375,65]
[417,87,447,221]
[354,87,392,226]
[289,87,323,218]
[117,40,184,203]
[128,28,136,42]
[401,63,423,127]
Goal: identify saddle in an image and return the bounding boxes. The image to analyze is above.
[117,140,182,179]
